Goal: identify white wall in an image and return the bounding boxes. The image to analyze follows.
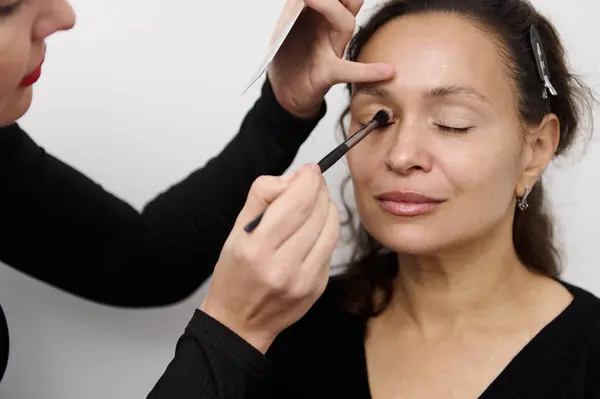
[0,0,599,397]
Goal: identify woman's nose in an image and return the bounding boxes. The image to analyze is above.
[384,122,433,176]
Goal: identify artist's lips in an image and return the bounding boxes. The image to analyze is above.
[376,191,446,216]
[19,57,45,87]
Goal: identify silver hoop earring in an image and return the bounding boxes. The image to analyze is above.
[517,187,531,211]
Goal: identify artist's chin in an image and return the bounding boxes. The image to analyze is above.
[0,88,33,127]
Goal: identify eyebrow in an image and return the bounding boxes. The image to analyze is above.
[351,83,393,100]
[427,85,490,103]
[351,83,490,104]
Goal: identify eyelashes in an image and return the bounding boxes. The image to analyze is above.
[0,0,23,17]
[357,119,473,134]
[357,111,396,130]
[357,121,393,130]
[434,124,473,133]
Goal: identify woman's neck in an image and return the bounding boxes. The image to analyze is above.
[389,227,544,336]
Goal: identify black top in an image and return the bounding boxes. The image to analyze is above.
[148,272,600,398]
[0,79,326,382]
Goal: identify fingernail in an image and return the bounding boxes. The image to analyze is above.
[376,63,395,77]
[310,163,321,173]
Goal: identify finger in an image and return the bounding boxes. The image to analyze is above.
[340,0,364,16]
[328,59,395,85]
[301,201,340,292]
[326,0,362,57]
[304,0,355,34]
[273,178,331,264]
[252,164,323,248]
[232,172,297,230]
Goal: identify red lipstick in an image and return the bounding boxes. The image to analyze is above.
[19,58,44,87]
[376,191,445,216]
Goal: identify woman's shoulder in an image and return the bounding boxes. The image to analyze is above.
[566,282,600,395]
[557,280,600,383]
[559,279,600,318]
[555,280,600,341]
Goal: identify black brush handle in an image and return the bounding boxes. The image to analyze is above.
[244,210,265,233]
[244,144,349,233]
[243,114,385,234]
[317,144,349,173]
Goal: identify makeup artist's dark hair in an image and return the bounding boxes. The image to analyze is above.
[335,0,595,319]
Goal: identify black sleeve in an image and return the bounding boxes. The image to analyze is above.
[146,310,275,399]
[0,78,326,307]
[146,279,344,398]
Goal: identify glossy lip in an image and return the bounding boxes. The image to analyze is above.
[375,191,446,216]
[19,53,45,87]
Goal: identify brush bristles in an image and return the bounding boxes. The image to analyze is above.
[372,110,390,127]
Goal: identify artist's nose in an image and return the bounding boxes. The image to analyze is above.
[33,0,76,42]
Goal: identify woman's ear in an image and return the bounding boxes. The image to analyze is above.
[519,113,560,187]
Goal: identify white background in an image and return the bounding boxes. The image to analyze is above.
[1,0,599,397]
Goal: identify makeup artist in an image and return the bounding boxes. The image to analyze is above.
[0,0,394,383]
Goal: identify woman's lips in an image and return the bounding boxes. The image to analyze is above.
[19,58,44,87]
[376,191,446,216]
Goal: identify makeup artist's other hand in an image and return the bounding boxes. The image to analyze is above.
[200,164,339,353]
[268,0,394,119]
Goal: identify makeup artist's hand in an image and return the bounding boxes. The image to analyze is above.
[200,164,339,353]
[268,0,395,119]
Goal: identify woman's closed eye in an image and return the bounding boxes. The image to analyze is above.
[358,121,393,130]
[432,105,479,134]
[355,112,396,130]
[434,123,473,133]
[0,0,23,17]
[355,120,472,133]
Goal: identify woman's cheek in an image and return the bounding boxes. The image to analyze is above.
[347,148,381,188]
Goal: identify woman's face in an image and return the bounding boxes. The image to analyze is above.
[0,0,75,127]
[347,12,558,255]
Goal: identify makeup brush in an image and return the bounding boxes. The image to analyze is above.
[244,109,390,233]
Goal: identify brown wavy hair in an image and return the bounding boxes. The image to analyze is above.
[334,0,595,320]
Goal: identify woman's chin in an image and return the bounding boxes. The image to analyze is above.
[0,89,32,126]
[368,226,453,256]
[382,241,448,257]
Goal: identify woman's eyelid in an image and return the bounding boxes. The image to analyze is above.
[434,104,481,123]
[352,107,397,125]
[352,99,482,129]
[435,119,474,129]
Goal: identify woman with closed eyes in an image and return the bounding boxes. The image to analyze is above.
[148,1,600,398]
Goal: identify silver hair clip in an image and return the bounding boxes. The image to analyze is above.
[530,25,557,99]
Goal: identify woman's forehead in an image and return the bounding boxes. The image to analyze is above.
[356,13,516,109]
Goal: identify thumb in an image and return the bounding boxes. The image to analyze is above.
[234,172,298,227]
[329,59,395,85]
